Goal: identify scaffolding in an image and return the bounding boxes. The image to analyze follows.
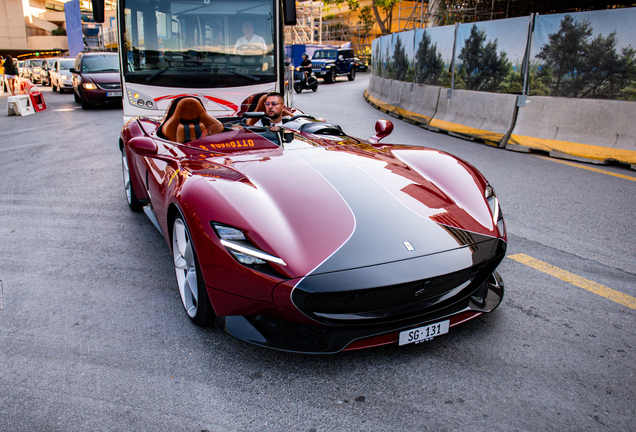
[284,2,375,60]
[398,0,634,31]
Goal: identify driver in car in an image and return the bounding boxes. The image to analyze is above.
[254,92,291,129]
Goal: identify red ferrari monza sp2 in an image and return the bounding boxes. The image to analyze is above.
[120,96,507,354]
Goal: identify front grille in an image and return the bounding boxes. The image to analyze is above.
[248,315,330,339]
[303,266,481,315]
[311,62,324,70]
[98,83,121,90]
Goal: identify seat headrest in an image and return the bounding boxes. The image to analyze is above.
[173,97,206,121]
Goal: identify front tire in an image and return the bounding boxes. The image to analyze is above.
[121,150,143,212]
[74,91,81,103]
[294,82,302,94]
[172,215,215,326]
[81,92,90,109]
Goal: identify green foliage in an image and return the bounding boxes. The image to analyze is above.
[52,27,67,36]
[392,35,409,82]
[458,25,511,92]
[358,6,375,37]
[535,15,636,99]
[414,30,444,85]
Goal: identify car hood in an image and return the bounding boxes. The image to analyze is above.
[81,72,120,83]
[179,133,498,278]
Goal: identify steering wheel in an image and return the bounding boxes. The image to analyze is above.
[235,44,267,56]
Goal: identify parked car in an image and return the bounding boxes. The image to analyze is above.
[354,57,368,72]
[23,59,44,83]
[39,58,59,86]
[119,95,507,353]
[50,58,75,93]
[311,48,356,83]
[17,61,25,77]
[70,51,122,109]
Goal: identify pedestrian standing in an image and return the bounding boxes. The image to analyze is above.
[3,56,18,95]
[0,56,5,93]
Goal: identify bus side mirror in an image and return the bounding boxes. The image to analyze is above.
[283,0,297,25]
[91,0,105,23]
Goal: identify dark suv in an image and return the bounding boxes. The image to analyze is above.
[311,48,356,83]
[70,52,122,109]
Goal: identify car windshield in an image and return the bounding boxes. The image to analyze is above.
[313,50,337,60]
[82,55,120,72]
[121,0,277,88]
[59,60,74,70]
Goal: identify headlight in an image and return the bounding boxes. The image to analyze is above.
[83,82,97,90]
[126,89,157,110]
[212,223,286,267]
[485,185,505,237]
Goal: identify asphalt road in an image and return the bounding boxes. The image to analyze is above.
[1,76,634,432]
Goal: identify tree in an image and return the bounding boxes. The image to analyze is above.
[458,25,511,92]
[321,0,401,36]
[536,15,636,99]
[358,6,375,38]
[392,35,408,81]
[414,30,444,85]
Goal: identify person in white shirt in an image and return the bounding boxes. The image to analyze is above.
[234,21,268,55]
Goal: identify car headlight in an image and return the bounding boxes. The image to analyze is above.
[83,82,98,90]
[212,223,286,267]
[485,185,506,237]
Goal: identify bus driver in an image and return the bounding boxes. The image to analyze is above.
[234,21,268,55]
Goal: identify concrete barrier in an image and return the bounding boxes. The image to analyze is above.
[396,83,442,127]
[507,96,636,167]
[428,89,518,147]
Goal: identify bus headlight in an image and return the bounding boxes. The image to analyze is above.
[127,89,157,110]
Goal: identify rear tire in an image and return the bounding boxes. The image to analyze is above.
[348,67,356,81]
[122,150,143,212]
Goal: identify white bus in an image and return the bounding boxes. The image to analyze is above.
[92,0,296,120]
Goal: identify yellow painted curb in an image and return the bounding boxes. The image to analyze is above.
[507,135,636,165]
[508,254,636,310]
[428,118,505,146]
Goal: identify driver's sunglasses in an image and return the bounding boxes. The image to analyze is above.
[264,102,279,107]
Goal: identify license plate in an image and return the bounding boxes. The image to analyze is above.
[399,320,450,346]
[107,91,122,97]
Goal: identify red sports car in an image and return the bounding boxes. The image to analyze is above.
[120,96,507,354]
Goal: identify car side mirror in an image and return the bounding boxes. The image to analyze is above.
[128,137,158,156]
[69,68,77,73]
[368,119,394,144]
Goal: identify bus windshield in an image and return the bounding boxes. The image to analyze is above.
[122,0,277,88]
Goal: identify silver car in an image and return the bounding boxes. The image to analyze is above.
[50,58,75,93]
[23,59,44,83]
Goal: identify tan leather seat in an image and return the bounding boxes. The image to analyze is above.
[159,97,221,143]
